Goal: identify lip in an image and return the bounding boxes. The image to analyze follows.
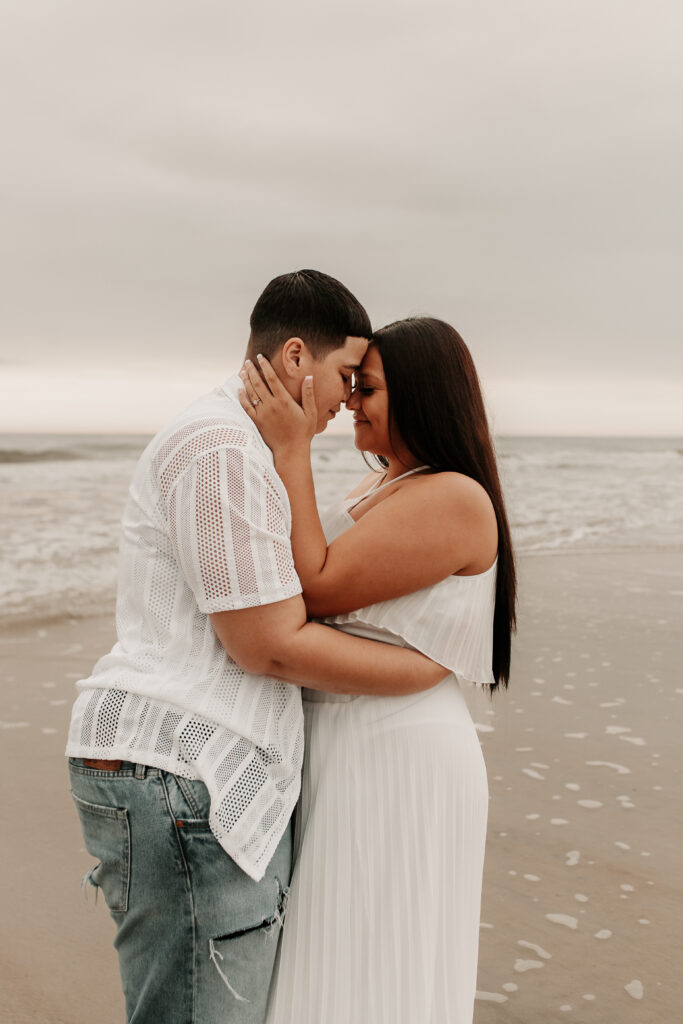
[353,418,369,426]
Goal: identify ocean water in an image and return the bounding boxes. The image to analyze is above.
[1,432,681,626]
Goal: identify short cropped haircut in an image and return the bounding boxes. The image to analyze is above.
[247,269,372,360]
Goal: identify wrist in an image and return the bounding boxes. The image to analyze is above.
[273,441,312,466]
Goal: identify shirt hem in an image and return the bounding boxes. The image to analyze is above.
[65,742,296,882]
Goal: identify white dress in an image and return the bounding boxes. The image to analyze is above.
[266,471,493,1024]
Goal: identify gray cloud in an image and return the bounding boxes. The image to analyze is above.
[1,0,681,395]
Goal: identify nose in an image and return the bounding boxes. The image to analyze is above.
[346,386,360,409]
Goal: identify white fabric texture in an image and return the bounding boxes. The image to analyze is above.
[321,469,497,687]
[66,376,304,881]
[266,491,491,1024]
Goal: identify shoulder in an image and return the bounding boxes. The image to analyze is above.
[150,403,272,497]
[409,470,493,514]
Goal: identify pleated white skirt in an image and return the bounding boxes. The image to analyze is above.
[266,676,489,1024]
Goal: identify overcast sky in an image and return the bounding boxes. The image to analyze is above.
[1,0,681,434]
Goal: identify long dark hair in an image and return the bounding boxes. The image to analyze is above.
[372,317,516,692]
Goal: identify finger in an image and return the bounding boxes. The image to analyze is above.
[239,369,260,406]
[244,358,273,397]
[255,354,286,396]
[301,374,317,422]
[237,386,256,419]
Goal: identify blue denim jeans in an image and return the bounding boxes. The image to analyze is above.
[68,758,292,1024]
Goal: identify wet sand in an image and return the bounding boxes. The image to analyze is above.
[0,551,680,1023]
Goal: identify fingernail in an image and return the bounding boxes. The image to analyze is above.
[257,353,264,362]
[305,375,313,383]
[245,359,253,367]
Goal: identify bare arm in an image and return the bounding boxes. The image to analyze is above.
[210,595,449,696]
[237,357,496,617]
[239,359,330,584]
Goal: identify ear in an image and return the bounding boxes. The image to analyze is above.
[280,337,313,379]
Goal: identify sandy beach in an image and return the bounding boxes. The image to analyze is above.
[1,550,680,1023]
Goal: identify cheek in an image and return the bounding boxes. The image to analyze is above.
[369,398,388,428]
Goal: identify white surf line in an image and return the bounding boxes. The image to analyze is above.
[0,720,30,729]
[620,736,646,746]
[586,760,631,774]
[474,722,495,733]
[565,850,580,866]
[605,725,631,734]
[522,768,545,780]
[476,991,508,1002]
[625,980,644,1000]
[518,940,551,959]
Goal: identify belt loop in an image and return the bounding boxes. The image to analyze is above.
[135,763,146,780]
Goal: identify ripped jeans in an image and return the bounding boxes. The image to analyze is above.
[68,759,292,1024]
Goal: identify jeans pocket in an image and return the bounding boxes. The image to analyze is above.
[72,792,131,913]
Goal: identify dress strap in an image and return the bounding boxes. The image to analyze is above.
[346,465,430,512]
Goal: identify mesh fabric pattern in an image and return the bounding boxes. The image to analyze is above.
[66,377,304,881]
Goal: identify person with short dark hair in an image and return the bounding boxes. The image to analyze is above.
[66,273,449,1024]
[238,317,516,1024]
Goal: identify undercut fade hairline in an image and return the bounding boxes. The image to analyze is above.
[247,269,371,361]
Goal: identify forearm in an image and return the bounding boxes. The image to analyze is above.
[273,445,329,587]
[211,593,448,698]
[267,620,449,696]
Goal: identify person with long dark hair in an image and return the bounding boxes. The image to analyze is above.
[239,316,516,1024]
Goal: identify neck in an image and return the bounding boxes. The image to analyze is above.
[382,453,426,483]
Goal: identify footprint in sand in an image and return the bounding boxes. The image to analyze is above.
[546,914,578,929]
[514,959,544,973]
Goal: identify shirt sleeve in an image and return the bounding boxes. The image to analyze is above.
[167,442,302,613]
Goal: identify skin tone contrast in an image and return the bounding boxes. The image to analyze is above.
[237,345,498,620]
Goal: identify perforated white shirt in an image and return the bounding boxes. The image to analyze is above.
[66,376,304,881]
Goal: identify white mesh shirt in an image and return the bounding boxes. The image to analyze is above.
[66,376,304,881]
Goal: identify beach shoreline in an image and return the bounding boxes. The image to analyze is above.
[1,550,680,1022]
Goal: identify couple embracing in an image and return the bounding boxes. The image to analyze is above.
[66,269,516,1024]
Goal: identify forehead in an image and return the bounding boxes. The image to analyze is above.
[335,335,369,365]
[358,344,384,378]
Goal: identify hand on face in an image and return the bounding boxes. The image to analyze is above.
[238,355,318,453]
